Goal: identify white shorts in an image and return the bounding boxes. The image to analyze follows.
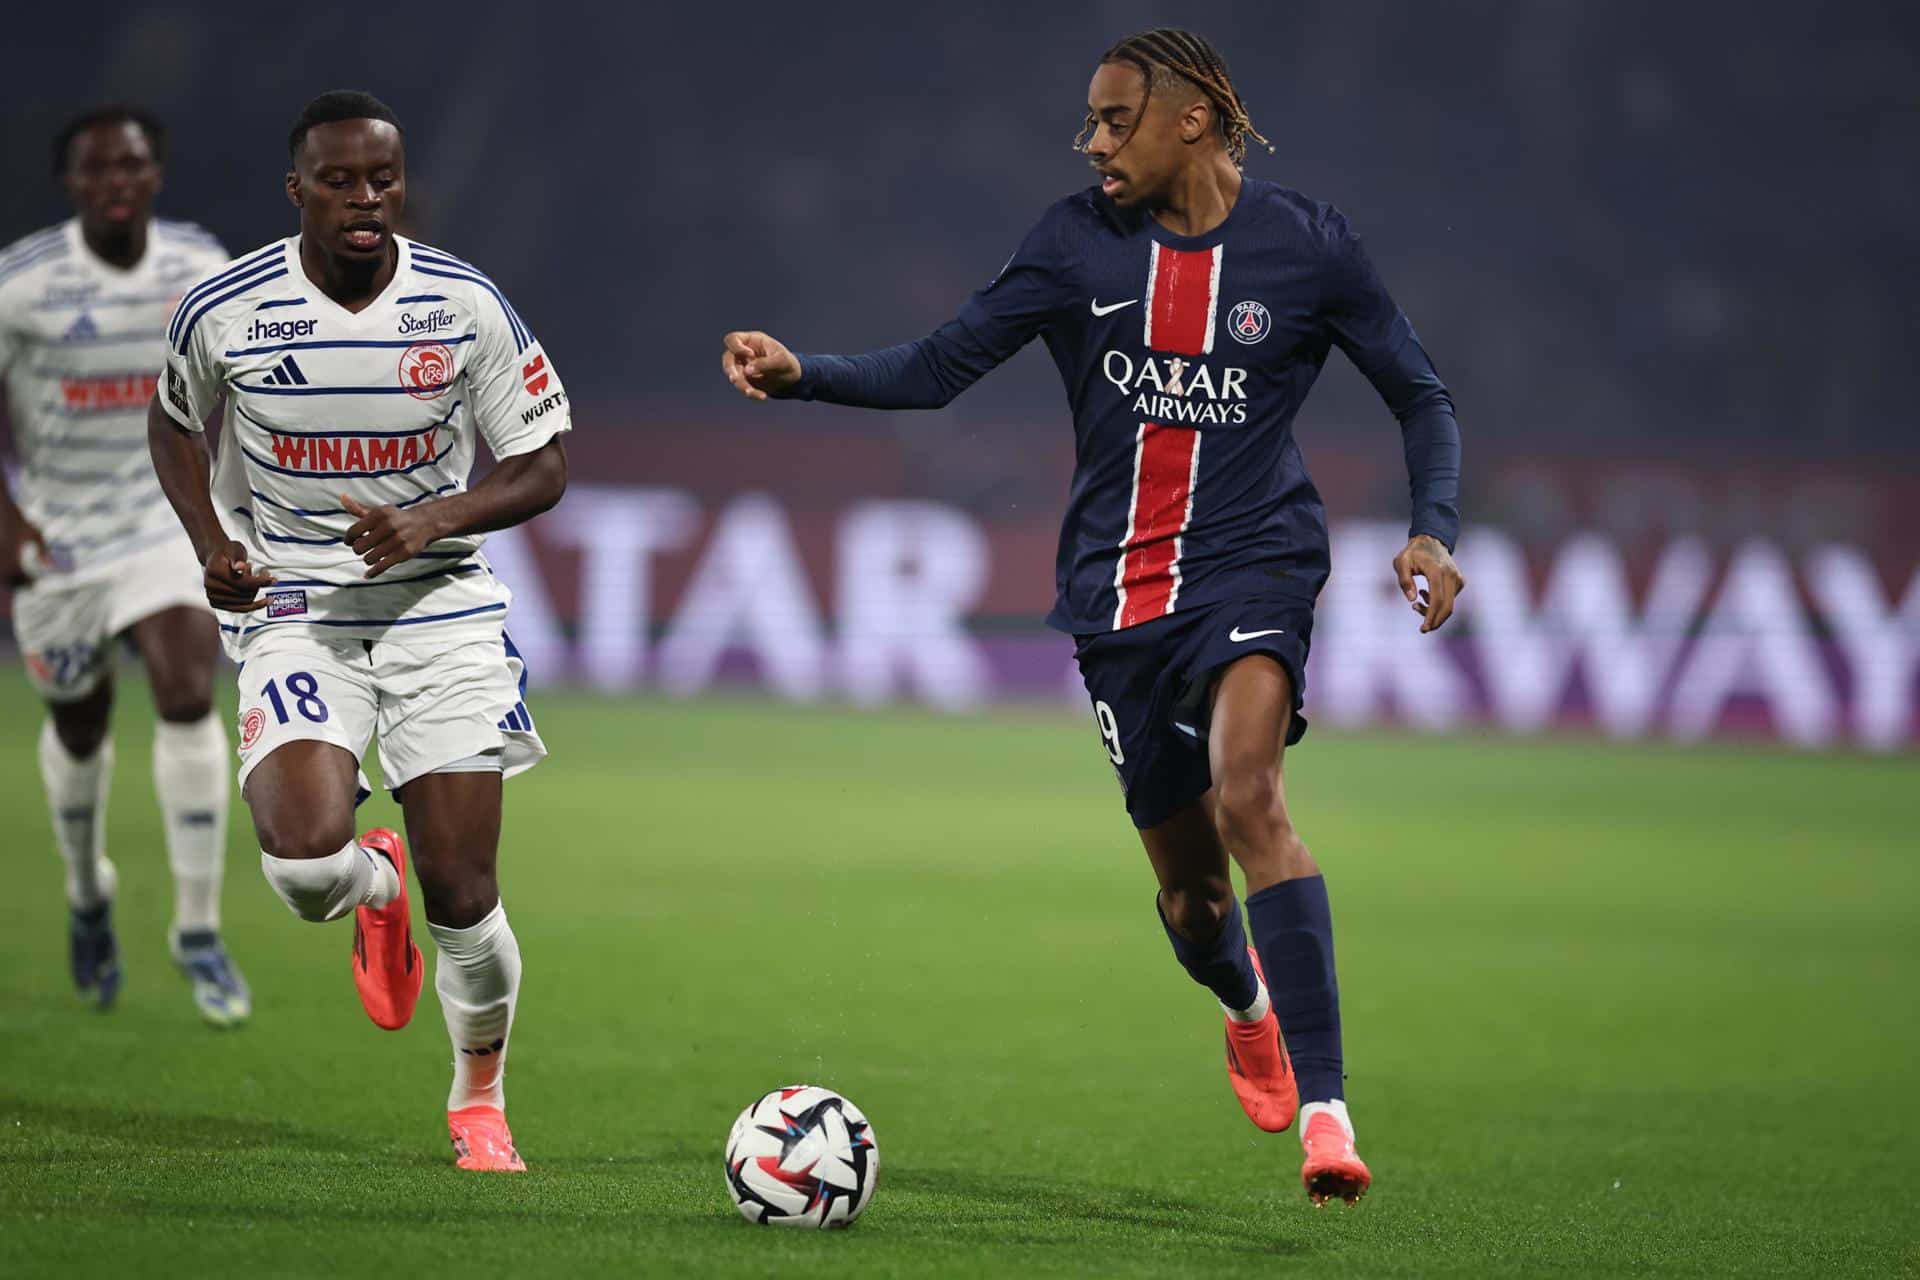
[233,627,546,795]
[10,533,208,702]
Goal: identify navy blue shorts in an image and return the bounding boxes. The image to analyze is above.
[1074,594,1314,830]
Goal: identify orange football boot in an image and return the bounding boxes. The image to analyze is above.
[1225,944,1298,1133]
[351,829,422,1030]
[1300,1107,1371,1206]
[449,1105,526,1172]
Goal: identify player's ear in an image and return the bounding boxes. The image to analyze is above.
[1180,97,1211,146]
[285,169,302,210]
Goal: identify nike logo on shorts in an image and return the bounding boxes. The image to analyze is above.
[1090,298,1139,316]
[1229,627,1287,642]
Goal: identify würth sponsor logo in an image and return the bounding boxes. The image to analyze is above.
[521,389,566,426]
[398,308,455,336]
[247,316,317,341]
[268,426,440,473]
[398,340,454,399]
[521,353,550,396]
[61,372,157,413]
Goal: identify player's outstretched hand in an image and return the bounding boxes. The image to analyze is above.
[1393,534,1465,634]
[204,540,276,612]
[341,493,441,580]
[721,331,802,401]
[1,515,49,586]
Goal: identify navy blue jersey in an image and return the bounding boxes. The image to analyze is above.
[788,178,1461,635]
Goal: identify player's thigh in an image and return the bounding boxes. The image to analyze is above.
[1204,654,1318,885]
[235,634,376,854]
[11,573,117,709]
[370,633,546,793]
[245,739,364,859]
[397,769,503,928]
[1074,624,1211,831]
[127,605,220,722]
[1207,653,1298,790]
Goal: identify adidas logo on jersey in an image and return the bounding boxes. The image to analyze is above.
[62,312,98,342]
[247,316,318,341]
[263,355,309,387]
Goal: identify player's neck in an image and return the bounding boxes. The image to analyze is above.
[1150,158,1243,240]
[299,236,397,314]
[80,219,147,272]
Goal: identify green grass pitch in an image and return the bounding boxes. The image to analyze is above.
[1,672,1915,1276]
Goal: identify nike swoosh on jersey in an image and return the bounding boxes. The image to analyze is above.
[1229,627,1287,642]
[1090,298,1139,316]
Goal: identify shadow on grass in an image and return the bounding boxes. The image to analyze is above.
[876,1165,1308,1258]
[0,1096,382,1159]
[543,1140,1307,1259]
[3,1105,1307,1261]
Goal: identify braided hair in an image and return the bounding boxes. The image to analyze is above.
[1076,28,1271,167]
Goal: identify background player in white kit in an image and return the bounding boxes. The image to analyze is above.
[0,106,249,1026]
[146,92,569,1172]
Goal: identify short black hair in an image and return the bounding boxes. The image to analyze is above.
[288,90,403,161]
[52,105,165,176]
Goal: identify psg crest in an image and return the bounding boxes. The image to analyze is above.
[1228,300,1270,345]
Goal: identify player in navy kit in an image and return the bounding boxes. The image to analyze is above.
[721,28,1463,1206]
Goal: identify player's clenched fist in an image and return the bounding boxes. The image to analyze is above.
[721,331,802,401]
[204,540,276,612]
[1393,534,1465,634]
[341,493,442,579]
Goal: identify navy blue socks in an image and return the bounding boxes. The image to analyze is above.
[1245,874,1344,1103]
[1158,894,1261,1014]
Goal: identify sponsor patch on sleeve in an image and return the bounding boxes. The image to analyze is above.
[166,366,192,417]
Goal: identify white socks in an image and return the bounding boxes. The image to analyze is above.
[260,839,401,922]
[1301,1099,1355,1143]
[152,714,229,937]
[430,903,522,1112]
[1224,979,1272,1023]
[39,720,117,910]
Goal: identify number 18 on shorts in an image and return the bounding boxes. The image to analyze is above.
[233,631,546,794]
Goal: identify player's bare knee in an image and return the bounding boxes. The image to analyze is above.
[1161,882,1234,940]
[420,880,499,931]
[149,664,214,724]
[254,812,355,863]
[1212,766,1283,846]
[50,692,112,759]
[153,691,214,724]
[51,713,110,760]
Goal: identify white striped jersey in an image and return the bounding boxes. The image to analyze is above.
[158,236,571,649]
[0,218,228,577]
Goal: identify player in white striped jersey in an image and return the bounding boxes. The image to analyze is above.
[147,91,568,1172]
[0,106,250,1027]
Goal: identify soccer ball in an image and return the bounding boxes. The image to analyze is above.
[724,1085,878,1228]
